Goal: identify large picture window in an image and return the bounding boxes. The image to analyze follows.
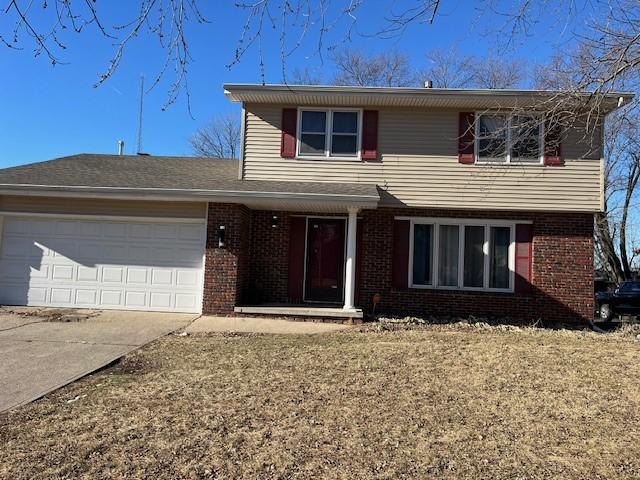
[409,219,516,292]
[476,113,543,164]
[298,109,361,159]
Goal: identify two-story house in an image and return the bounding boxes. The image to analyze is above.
[0,84,631,324]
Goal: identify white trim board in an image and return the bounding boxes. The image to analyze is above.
[0,211,206,223]
[395,216,532,225]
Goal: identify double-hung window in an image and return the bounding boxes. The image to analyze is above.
[298,109,360,159]
[409,219,515,292]
[476,114,543,164]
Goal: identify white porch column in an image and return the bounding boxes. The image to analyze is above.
[343,207,359,310]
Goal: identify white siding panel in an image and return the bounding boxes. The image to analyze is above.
[243,104,603,212]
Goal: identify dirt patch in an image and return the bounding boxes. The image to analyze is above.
[39,310,96,323]
[114,351,160,375]
[1,307,98,323]
[1,328,639,479]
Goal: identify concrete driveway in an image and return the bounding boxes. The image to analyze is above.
[0,308,197,412]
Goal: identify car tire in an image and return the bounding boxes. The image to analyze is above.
[599,303,614,322]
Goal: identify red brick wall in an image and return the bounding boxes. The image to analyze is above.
[204,205,594,324]
[357,207,594,325]
[202,203,250,314]
[246,210,291,304]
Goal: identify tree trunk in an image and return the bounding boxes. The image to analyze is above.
[619,160,640,279]
[595,212,626,283]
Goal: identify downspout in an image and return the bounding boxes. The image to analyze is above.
[238,104,246,180]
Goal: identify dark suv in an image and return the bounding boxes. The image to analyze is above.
[595,281,640,321]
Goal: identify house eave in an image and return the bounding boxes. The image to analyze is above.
[224,83,634,113]
[0,184,380,213]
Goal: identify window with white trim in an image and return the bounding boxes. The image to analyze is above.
[476,114,543,164]
[298,109,360,158]
[410,219,515,292]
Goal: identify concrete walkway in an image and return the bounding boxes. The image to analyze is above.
[185,316,352,335]
[0,308,196,412]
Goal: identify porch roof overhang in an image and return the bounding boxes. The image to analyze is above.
[0,154,379,212]
[0,185,379,212]
[224,83,634,113]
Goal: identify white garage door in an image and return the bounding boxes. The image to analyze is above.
[0,215,206,313]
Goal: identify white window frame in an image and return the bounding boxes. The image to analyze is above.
[475,112,545,165]
[296,107,363,161]
[403,217,523,293]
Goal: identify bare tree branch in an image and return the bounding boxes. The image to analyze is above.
[421,48,524,89]
[3,0,208,111]
[189,113,241,159]
[331,48,418,87]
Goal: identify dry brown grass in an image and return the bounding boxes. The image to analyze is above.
[1,326,639,479]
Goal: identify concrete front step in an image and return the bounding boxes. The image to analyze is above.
[234,305,363,319]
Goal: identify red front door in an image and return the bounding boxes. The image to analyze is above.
[305,218,345,303]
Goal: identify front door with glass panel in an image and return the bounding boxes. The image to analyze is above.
[304,218,345,303]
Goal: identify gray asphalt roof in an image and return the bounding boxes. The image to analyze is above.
[0,154,379,199]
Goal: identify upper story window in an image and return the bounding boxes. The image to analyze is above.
[476,114,543,164]
[298,109,360,159]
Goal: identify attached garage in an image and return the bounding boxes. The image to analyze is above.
[0,214,206,314]
[0,153,380,317]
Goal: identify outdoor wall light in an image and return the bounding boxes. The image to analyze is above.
[271,215,279,228]
[218,225,226,248]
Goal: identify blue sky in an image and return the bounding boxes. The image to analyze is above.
[0,1,577,167]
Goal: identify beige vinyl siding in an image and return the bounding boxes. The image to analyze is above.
[243,104,603,212]
[0,196,207,219]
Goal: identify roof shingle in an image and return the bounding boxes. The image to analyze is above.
[0,154,379,199]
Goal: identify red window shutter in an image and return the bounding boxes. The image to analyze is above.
[544,120,562,166]
[514,224,533,294]
[361,110,379,160]
[288,217,306,302]
[458,112,475,164]
[392,219,410,289]
[281,108,297,158]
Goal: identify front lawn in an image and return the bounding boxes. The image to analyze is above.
[1,325,639,479]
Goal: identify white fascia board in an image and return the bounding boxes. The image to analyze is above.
[0,185,379,208]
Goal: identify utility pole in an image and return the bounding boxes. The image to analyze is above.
[136,74,144,154]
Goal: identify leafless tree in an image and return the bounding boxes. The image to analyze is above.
[189,113,241,159]
[596,110,640,281]
[470,56,524,89]
[331,48,418,87]
[290,67,324,85]
[422,48,523,89]
[421,48,476,88]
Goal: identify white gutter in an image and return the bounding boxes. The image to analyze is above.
[225,83,633,97]
[224,83,635,100]
[223,84,634,113]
